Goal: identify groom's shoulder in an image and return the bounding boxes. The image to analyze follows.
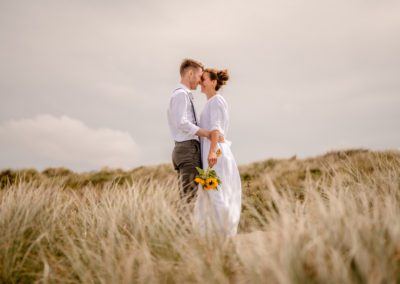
[173,88,186,94]
[171,88,187,98]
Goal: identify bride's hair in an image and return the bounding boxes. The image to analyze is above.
[205,68,229,91]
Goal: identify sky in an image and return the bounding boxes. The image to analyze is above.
[0,0,399,172]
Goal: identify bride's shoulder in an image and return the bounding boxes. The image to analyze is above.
[212,94,228,107]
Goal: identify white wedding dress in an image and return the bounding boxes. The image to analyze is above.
[193,94,242,237]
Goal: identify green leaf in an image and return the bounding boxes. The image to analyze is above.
[195,167,205,175]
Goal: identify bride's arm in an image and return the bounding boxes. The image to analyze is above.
[208,130,220,167]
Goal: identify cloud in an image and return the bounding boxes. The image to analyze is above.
[0,115,140,171]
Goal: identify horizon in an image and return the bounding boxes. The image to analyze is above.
[1,147,398,174]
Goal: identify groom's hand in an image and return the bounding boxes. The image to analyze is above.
[205,133,224,142]
[208,151,217,168]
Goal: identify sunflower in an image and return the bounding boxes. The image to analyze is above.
[216,148,222,157]
[194,177,205,185]
[194,167,221,191]
[205,178,219,190]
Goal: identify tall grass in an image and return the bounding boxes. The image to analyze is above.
[1,150,399,283]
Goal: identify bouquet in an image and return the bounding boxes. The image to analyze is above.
[194,149,222,190]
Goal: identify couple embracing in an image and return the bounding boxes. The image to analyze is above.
[167,58,242,237]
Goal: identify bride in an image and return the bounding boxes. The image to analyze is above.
[193,68,242,237]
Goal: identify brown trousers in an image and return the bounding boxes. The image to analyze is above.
[172,139,202,204]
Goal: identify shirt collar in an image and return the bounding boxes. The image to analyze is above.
[176,83,194,100]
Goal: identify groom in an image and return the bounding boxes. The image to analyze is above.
[167,58,211,204]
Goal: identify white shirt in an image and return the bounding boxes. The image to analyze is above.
[167,83,200,142]
[199,94,229,137]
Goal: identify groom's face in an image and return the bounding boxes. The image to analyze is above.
[189,67,203,90]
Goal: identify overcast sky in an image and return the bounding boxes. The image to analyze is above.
[1,0,399,172]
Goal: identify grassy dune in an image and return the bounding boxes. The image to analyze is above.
[0,149,400,283]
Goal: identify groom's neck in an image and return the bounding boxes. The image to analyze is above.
[180,79,192,91]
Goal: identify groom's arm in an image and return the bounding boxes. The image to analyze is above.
[171,92,211,138]
[195,128,211,138]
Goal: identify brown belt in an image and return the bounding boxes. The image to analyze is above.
[174,139,200,145]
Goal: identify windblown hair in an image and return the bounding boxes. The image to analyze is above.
[205,68,230,91]
[180,58,204,76]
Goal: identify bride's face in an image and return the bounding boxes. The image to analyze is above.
[200,72,216,93]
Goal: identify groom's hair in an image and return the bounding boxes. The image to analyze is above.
[180,58,204,76]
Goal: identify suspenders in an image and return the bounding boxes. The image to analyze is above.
[174,88,198,126]
[173,88,202,158]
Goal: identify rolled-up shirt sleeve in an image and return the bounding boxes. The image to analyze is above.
[170,92,200,136]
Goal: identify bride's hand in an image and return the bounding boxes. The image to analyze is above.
[208,151,217,168]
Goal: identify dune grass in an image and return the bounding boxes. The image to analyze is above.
[0,149,399,283]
